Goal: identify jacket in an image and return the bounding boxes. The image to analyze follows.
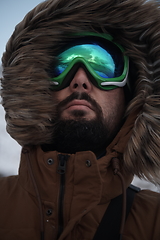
[0,145,160,240]
[1,0,160,239]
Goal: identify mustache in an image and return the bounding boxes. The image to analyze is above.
[56,92,102,116]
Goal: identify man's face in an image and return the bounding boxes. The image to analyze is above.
[54,67,125,125]
[51,67,126,155]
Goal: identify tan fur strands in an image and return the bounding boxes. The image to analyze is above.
[1,0,160,184]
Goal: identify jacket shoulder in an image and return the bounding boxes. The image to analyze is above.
[135,189,160,206]
[0,175,19,192]
[123,189,160,239]
[0,175,20,203]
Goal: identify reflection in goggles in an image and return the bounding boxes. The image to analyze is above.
[54,44,116,79]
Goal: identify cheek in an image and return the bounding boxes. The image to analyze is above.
[53,88,69,102]
[100,88,125,120]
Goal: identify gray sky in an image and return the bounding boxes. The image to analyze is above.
[0,0,43,176]
[0,0,43,61]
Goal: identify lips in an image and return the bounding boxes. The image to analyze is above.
[64,99,94,111]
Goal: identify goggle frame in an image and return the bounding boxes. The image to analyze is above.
[50,32,129,91]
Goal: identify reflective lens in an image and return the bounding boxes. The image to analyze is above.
[50,32,129,91]
[55,44,116,79]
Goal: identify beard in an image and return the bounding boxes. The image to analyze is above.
[52,119,111,155]
[43,92,122,156]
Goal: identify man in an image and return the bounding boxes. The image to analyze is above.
[0,0,160,239]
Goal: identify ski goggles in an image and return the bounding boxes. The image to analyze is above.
[50,32,129,91]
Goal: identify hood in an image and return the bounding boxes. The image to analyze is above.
[1,0,160,184]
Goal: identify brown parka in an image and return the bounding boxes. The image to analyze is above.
[0,140,160,240]
[1,0,160,239]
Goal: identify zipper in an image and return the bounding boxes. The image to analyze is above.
[57,154,69,239]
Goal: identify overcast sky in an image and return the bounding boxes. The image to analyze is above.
[0,0,42,59]
[0,0,42,176]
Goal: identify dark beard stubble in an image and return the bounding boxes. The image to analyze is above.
[49,92,120,155]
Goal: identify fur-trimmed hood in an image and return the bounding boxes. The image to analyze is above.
[1,0,160,184]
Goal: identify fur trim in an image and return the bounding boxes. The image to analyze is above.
[1,0,160,183]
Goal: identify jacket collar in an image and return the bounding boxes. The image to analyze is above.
[19,145,133,205]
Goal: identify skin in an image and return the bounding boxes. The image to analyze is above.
[54,67,126,131]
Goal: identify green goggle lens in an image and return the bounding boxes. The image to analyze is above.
[50,32,129,90]
[55,44,115,79]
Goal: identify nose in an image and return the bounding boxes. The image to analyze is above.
[69,68,92,93]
